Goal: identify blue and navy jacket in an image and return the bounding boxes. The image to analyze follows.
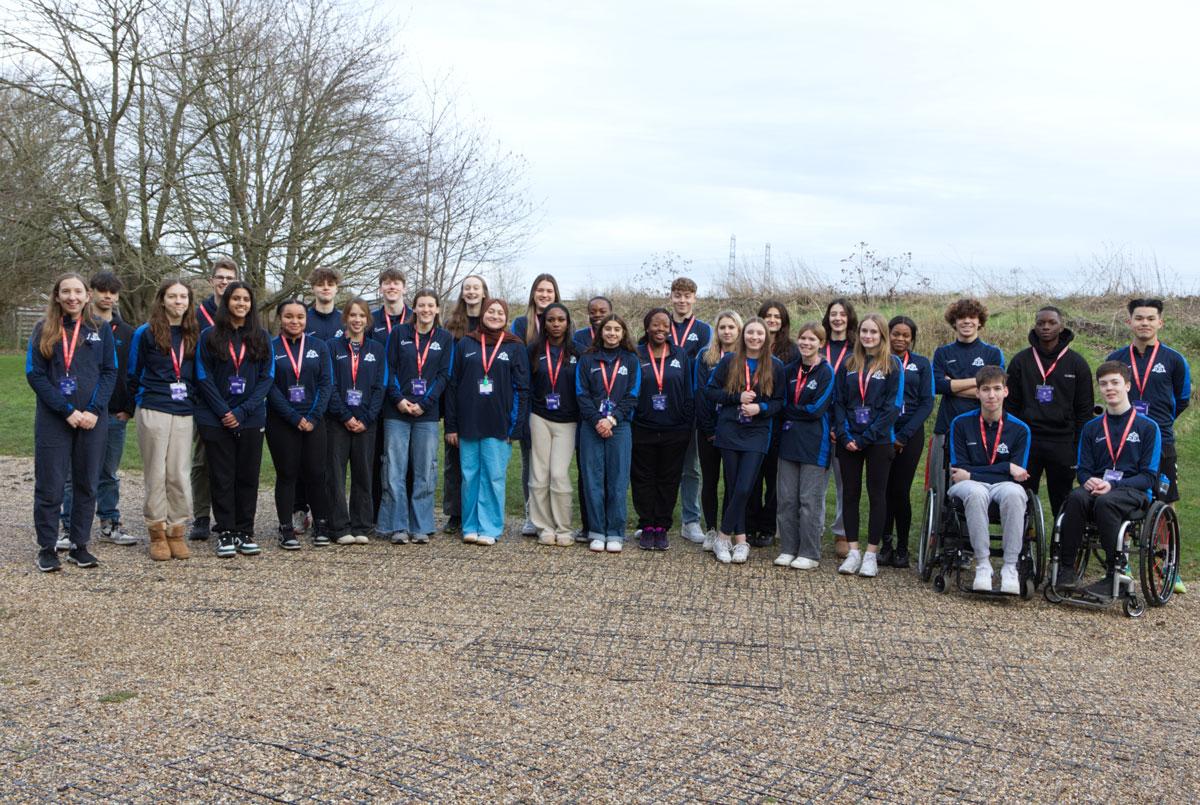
[948,411,1031,484]
[1076,408,1162,495]
[832,356,905,447]
[385,324,455,424]
[576,348,641,427]
[26,317,117,420]
[196,295,219,329]
[778,358,835,468]
[895,351,935,445]
[127,324,196,415]
[669,315,712,361]
[529,341,581,423]
[102,316,136,417]
[369,305,412,346]
[634,343,693,430]
[445,333,530,441]
[704,353,786,454]
[268,334,333,426]
[195,327,275,430]
[327,337,387,428]
[694,352,727,438]
[572,325,596,351]
[511,313,545,343]
[932,338,1005,434]
[1106,342,1191,445]
[305,305,345,343]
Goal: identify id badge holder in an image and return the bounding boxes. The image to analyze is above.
[782,420,793,432]
[169,382,188,401]
[411,378,427,396]
[1036,385,1054,403]
[600,399,615,416]
[289,385,306,403]
[545,393,561,411]
[652,393,667,411]
[1133,400,1149,416]
[59,376,77,396]
[345,388,363,406]
[228,376,246,395]
[855,406,872,425]
[738,410,752,424]
[1103,469,1124,483]
[478,376,493,395]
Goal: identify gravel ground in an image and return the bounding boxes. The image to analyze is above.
[0,454,1198,803]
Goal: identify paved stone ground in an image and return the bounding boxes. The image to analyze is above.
[0,455,1197,802]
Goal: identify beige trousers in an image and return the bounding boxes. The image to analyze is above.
[528,414,577,539]
[136,407,194,527]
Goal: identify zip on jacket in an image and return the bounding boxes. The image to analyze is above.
[327,337,387,428]
[194,327,275,430]
[25,318,117,418]
[127,323,195,415]
[385,324,455,423]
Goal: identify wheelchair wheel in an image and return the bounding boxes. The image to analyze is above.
[933,574,948,594]
[918,489,939,582]
[1026,492,1047,588]
[1138,502,1180,607]
[1124,594,1145,618]
[1043,580,1063,604]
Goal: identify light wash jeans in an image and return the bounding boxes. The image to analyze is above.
[460,437,512,538]
[579,421,632,541]
[679,430,701,525]
[377,418,440,536]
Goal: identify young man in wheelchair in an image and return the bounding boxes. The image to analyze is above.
[1055,361,1161,596]
[947,366,1032,594]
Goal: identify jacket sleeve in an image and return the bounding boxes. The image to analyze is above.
[1173,352,1191,418]
[117,323,136,416]
[895,360,935,444]
[832,368,849,443]
[384,330,404,410]
[308,345,333,420]
[861,364,902,445]
[1072,354,1094,440]
[509,344,530,439]
[614,353,641,423]
[194,336,230,420]
[1116,422,1160,491]
[422,334,453,411]
[1076,422,1097,485]
[576,355,602,426]
[364,345,387,426]
[680,354,695,425]
[325,343,350,424]
[797,364,834,421]
[239,340,277,425]
[702,358,738,406]
[993,345,1006,369]
[126,326,147,406]
[445,345,462,433]
[756,360,785,419]
[88,326,118,415]
[25,323,73,417]
[266,346,295,424]
[933,345,952,396]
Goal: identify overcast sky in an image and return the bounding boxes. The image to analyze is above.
[400,1,1200,296]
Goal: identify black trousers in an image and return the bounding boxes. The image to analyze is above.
[720,448,766,535]
[1024,436,1076,517]
[265,413,329,530]
[1059,486,1147,567]
[200,424,264,536]
[883,426,925,550]
[697,432,724,531]
[746,440,779,536]
[326,419,376,536]
[444,439,461,518]
[630,426,691,530]
[838,442,894,547]
[33,408,107,550]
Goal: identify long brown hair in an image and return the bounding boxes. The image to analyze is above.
[848,313,895,377]
[586,313,636,353]
[522,273,561,343]
[446,274,489,338]
[758,299,793,361]
[723,316,775,395]
[149,278,199,359]
[703,309,742,369]
[39,272,95,359]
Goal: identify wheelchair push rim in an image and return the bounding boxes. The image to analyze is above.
[1139,502,1180,607]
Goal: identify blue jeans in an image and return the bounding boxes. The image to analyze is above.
[579,420,632,540]
[62,414,127,526]
[679,430,701,524]
[460,437,511,538]
[377,419,440,536]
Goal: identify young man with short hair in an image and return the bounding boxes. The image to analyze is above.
[369,268,412,345]
[306,267,345,342]
[947,366,1031,594]
[932,298,1005,434]
[196,256,238,330]
[574,295,612,350]
[1056,362,1162,596]
[58,272,138,549]
[1105,297,1190,593]
[1005,305,1093,516]
[668,277,713,543]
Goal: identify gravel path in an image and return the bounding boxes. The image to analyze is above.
[0,455,1197,802]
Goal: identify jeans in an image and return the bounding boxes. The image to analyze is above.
[579,420,632,540]
[378,419,440,536]
[62,414,127,526]
[679,430,701,524]
[460,437,511,538]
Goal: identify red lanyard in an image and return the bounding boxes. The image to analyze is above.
[1103,410,1138,468]
[899,351,910,371]
[857,365,872,404]
[169,333,184,381]
[281,334,305,383]
[1129,342,1159,397]
[826,341,849,374]
[480,333,504,377]
[228,339,246,375]
[599,358,620,398]
[648,344,668,392]
[61,317,82,375]
[347,339,361,387]
[743,361,753,392]
[413,329,434,378]
[979,415,1005,465]
[793,361,816,405]
[671,317,695,347]
[545,341,566,390]
[1033,344,1071,384]
[384,308,407,334]
[199,305,214,327]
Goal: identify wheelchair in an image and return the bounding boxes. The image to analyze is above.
[1043,480,1180,618]
[916,436,1047,599]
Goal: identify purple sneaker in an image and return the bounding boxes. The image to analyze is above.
[638,529,654,551]
[653,527,669,551]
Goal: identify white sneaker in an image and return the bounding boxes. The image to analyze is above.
[714,538,733,564]
[731,543,750,564]
[605,540,623,553]
[790,556,820,570]
[292,510,310,535]
[773,553,796,567]
[476,535,496,546]
[55,536,72,551]
[682,521,705,543]
[1000,564,1020,595]
[973,563,994,592]
[589,539,605,552]
[355,534,369,544]
[633,528,643,540]
[703,529,716,552]
[336,534,356,545]
[838,550,862,575]
[99,521,138,546]
[521,520,537,537]
[463,533,479,544]
[859,551,878,577]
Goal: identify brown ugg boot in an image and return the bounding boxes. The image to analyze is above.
[148,522,170,561]
[834,537,849,560]
[166,523,190,560]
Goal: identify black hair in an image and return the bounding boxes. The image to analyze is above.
[888,315,919,348]
[206,281,270,362]
[639,306,672,345]
[530,302,577,360]
[1036,305,1064,319]
[89,271,123,293]
[1127,298,1164,315]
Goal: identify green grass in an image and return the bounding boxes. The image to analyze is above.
[97,690,137,705]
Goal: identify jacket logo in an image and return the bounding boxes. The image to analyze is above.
[807,379,817,390]
[569,356,577,364]
[86,332,101,343]
[996,443,1009,455]
[687,333,698,341]
[363,353,377,362]
[465,351,477,358]
[1127,432,1140,443]
[305,350,318,359]
[617,365,628,375]
[400,339,413,346]
[872,370,884,380]
[430,342,442,351]
[670,359,681,369]
[906,363,918,371]
[334,329,343,338]
[1152,363,1166,373]
[498,352,510,362]
[971,357,985,367]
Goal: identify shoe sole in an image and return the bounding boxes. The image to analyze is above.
[65,557,98,568]
[36,562,61,572]
[236,549,261,556]
[280,544,301,551]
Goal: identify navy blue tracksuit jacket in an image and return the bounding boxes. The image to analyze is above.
[127,324,196,414]
[327,337,387,428]
[385,324,455,424]
[1076,408,1161,494]
[833,356,905,447]
[704,353,786,454]
[445,332,530,441]
[195,328,275,430]
[948,411,1031,484]
[932,338,1005,434]
[634,343,693,430]
[778,359,835,468]
[1106,342,1191,445]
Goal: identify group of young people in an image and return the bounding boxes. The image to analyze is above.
[26,263,1191,598]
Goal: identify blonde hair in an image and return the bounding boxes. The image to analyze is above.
[722,317,776,396]
[703,309,743,368]
[848,313,894,377]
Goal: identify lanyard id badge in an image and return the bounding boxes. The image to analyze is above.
[229,376,246,395]
[1036,385,1054,403]
[169,382,188,401]
[345,388,363,406]
[854,406,872,425]
[228,340,247,395]
[59,317,82,396]
[600,398,615,416]
[1103,469,1124,483]
[478,334,503,395]
[289,385,306,403]
[545,393,561,410]
[168,336,187,400]
[1133,399,1149,416]
[652,393,668,411]
[411,378,427,396]
[282,335,306,403]
[478,376,494,395]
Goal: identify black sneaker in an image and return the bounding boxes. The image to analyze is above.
[878,537,895,567]
[638,530,654,550]
[36,548,61,573]
[653,528,669,551]
[442,516,461,536]
[1084,574,1116,599]
[1054,565,1079,589]
[235,533,261,556]
[66,545,99,568]
[189,516,211,542]
[279,526,301,551]
[311,533,331,548]
[216,533,237,558]
[892,550,910,569]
